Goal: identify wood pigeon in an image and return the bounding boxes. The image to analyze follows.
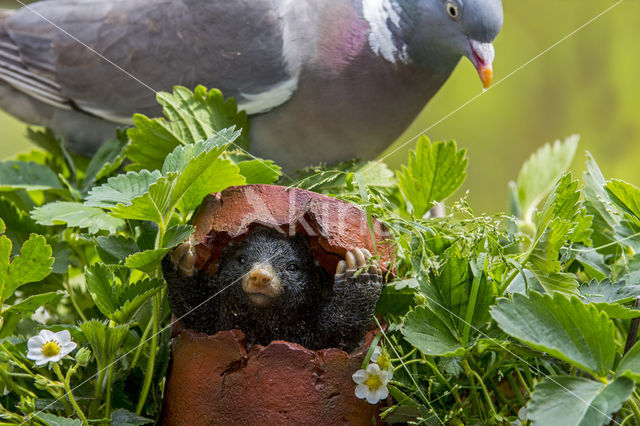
[0,0,503,171]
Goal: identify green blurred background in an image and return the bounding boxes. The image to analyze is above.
[1,0,638,213]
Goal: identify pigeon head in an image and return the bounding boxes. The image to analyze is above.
[395,0,504,88]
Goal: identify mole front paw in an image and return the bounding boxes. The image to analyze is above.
[169,237,196,277]
[334,248,382,291]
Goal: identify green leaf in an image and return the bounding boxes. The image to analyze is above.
[88,135,237,224]
[96,235,140,264]
[163,225,195,248]
[396,137,468,217]
[124,249,170,274]
[490,292,615,377]
[110,409,152,426]
[0,235,12,296]
[605,179,640,223]
[85,170,162,209]
[84,264,161,323]
[0,217,4,234]
[616,341,640,382]
[36,413,83,426]
[421,253,495,340]
[580,280,640,319]
[3,234,54,299]
[527,376,633,426]
[582,153,638,255]
[3,291,65,315]
[376,279,419,316]
[79,319,129,367]
[402,306,465,357]
[0,161,63,191]
[175,158,244,215]
[83,136,126,191]
[0,198,45,255]
[84,263,121,318]
[126,85,250,171]
[32,202,125,234]
[517,135,579,224]
[525,174,582,294]
[237,159,282,184]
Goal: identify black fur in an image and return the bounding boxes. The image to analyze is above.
[162,227,382,352]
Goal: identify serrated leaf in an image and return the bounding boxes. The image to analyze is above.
[3,234,54,299]
[421,253,495,339]
[376,279,419,316]
[79,319,129,367]
[518,135,579,224]
[491,292,615,377]
[0,235,12,296]
[616,342,640,382]
[175,158,244,215]
[0,198,45,254]
[3,291,65,315]
[126,85,250,171]
[36,413,83,426]
[96,235,140,264]
[124,249,170,274]
[85,170,162,209]
[237,159,282,184]
[163,225,194,248]
[580,280,640,319]
[83,137,126,191]
[527,376,633,426]
[110,409,152,426]
[32,202,125,234]
[402,306,465,357]
[357,161,396,188]
[0,161,63,191]
[606,179,640,223]
[397,137,468,217]
[84,263,120,318]
[113,278,163,323]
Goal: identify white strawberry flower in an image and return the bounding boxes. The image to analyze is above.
[26,330,77,366]
[352,363,391,404]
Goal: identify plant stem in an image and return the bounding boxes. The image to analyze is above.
[64,277,87,322]
[131,318,154,369]
[424,357,462,405]
[53,363,89,426]
[463,359,497,419]
[104,364,114,421]
[506,371,526,407]
[136,292,160,415]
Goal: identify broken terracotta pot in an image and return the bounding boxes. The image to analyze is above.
[161,184,394,425]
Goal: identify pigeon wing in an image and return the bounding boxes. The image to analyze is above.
[1,0,293,123]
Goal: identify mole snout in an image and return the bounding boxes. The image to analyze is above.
[241,263,283,306]
[249,268,272,288]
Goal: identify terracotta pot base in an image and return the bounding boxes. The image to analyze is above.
[161,328,381,425]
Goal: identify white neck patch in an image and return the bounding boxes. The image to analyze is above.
[362,0,409,64]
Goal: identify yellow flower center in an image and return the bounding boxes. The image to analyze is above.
[364,374,384,391]
[376,353,392,371]
[42,341,61,357]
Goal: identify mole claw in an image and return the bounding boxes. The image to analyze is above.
[362,248,372,259]
[345,250,357,270]
[336,260,347,275]
[353,248,366,267]
[170,238,196,277]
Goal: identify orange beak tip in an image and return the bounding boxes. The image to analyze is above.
[479,66,493,89]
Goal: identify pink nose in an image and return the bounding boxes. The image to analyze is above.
[249,269,272,287]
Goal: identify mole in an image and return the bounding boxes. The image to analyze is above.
[162,226,383,352]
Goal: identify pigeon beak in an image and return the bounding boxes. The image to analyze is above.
[467,39,495,89]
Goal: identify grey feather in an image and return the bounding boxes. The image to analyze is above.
[0,0,503,171]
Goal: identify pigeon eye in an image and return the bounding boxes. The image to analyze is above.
[237,255,247,264]
[286,263,298,272]
[445,2,459,18]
